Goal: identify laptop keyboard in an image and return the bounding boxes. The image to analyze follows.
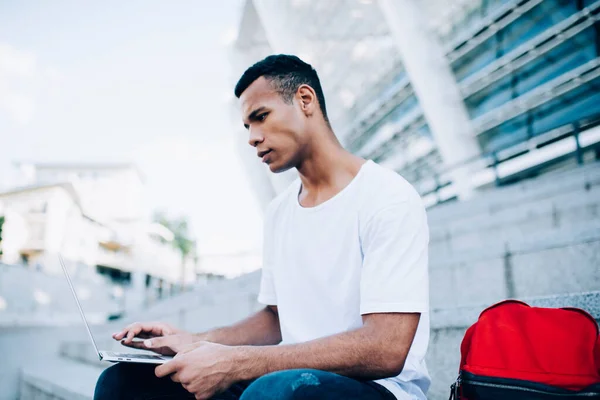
[104,351,164,359]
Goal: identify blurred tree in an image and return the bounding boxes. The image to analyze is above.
[153,211,196,288]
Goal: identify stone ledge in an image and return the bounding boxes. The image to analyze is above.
[431,291,600,329]
[428,162,600,221]
[430,225,600,267]
[19,357,104,400]
[430,187,600,239]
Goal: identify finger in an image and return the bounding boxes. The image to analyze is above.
[117,322,148,340]
[113,329,130,340]
[187,381,212,400]
[161,323,175,335]
[143,336,168,349]
[178,343,194,354]
[125,327,140,344]
[155,360,179,378]
[144,335,185,353]
[114,328,138,341]
[169,371,181,383]
[147,322,171,337]
[139,323,173,339]
[132,332,156,339]
[121,321,141,334]
[195,391,212,400]
[116,321,162,342]
[121,340,171,355]
[119,341,148,350]
[180,340,204,354]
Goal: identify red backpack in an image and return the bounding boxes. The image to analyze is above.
[450,300,600,399]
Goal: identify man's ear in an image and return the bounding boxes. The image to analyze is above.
[297,85,317,116]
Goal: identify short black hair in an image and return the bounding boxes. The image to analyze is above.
[234,54,329,123]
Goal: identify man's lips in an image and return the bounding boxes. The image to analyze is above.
[257,149,272,159]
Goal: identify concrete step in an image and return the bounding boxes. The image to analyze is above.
[0,264,120,318]
[428,162,600,222]
[430,225,600,307]
[426,291,600,400]
[430,211,600,259]
[0,273,260,399]
[429,184,600,242]
[0,325,82,399]
[113,278,262,333]
[430,222,600,266]
[19,356,104,400]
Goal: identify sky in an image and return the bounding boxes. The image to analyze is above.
[0,1,266,258]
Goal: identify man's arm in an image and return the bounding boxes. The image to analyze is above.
[195,305,281,346]
[116,305,281,354]
[155,312,420,399]
[230,312,419,381]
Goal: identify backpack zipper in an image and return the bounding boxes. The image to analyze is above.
[449,374,461,400]
[459,378,600,398]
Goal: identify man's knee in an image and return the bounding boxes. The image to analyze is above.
[240,369,323,400]
[94,363,154,400]
[95,363,124,400]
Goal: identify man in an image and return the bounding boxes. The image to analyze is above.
[95,55,430,400]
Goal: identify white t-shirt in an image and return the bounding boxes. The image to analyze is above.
[258,160,431,400]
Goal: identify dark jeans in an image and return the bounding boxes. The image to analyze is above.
[94,362,397,400]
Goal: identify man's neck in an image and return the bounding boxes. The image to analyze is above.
[296,138,366,207]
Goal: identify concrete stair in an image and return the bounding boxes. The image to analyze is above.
[20,291,600,400]
[0,264,122,329]
[430,223,600,307]
[19,357,103,400]
[14,274,264,400]
[428,162,600,223]
[429,185,600,256]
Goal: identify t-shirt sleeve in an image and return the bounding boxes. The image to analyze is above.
[360,198,430,315]
[257,205,277,306]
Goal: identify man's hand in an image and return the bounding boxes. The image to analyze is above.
[155,341,247,400]
[112,322,190,355]
[142,333,202,356]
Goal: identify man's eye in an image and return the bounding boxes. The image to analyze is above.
[258,113,268,121]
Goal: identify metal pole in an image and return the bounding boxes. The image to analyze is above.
[573,122,583,166]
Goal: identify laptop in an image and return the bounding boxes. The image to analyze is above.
[59,254,172,364]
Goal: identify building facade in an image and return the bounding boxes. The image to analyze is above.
[0,163,196,289]
[230,0,600,208]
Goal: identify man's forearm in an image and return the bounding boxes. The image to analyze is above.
[234,324,412,382]
[194,306,281,346]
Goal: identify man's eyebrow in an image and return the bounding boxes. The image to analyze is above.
[244,107,267,124]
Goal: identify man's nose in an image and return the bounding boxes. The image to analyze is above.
[248,128,264,147]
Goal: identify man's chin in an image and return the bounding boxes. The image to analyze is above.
[269,162,294,174]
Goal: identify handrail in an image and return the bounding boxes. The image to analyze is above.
[342,0,597,151]
[461,1,600,98]
[447,0,545,63]
[418,113,600,201]
[473,58,600,134]
[357,53,600,166]
[443,0,525,55]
